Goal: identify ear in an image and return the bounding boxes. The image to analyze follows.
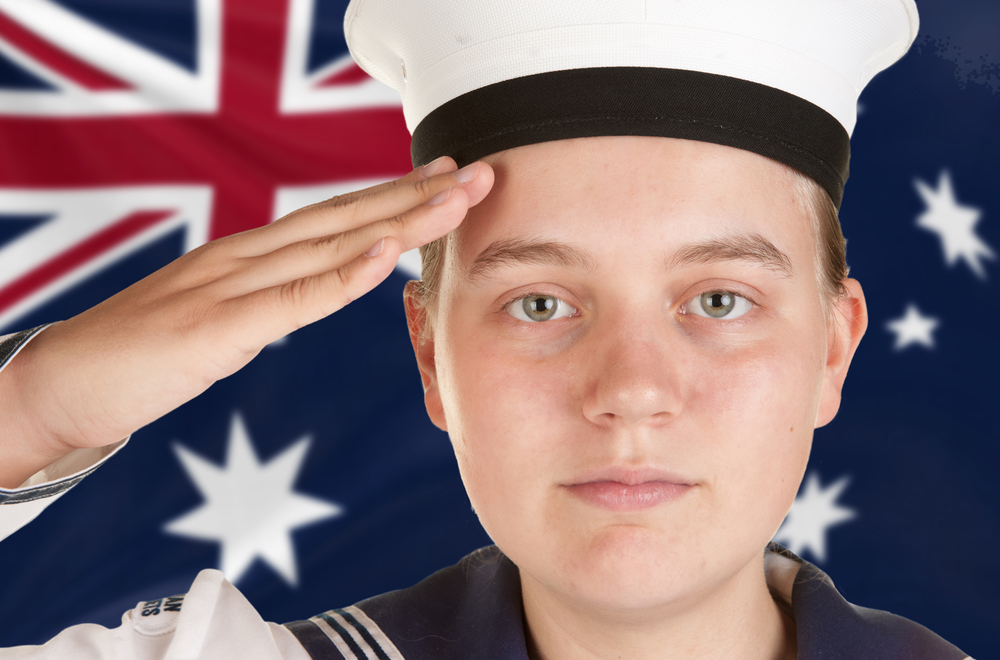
[815,278,868,428]
[403,280,448,432]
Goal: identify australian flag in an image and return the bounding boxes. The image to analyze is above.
[0,0,995,656]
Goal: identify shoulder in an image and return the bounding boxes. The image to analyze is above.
[355,546,526,658]
[284,546,528,660]
[772,545,970,660]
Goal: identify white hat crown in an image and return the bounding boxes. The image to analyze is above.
[345,0,919,207]
[347,0,918,136]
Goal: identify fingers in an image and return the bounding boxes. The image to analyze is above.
[203,186,472,299]
[186,160,494,300]
[169,158,494,341]
[241,158,490,255]
[225,235,405,345]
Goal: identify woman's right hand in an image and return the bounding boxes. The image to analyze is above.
[0,156,493,488]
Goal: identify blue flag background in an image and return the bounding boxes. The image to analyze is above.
[0,0,995,656]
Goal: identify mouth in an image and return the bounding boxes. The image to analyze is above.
[563,467,695,512]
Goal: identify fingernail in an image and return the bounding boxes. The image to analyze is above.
[426,188,451,205]
[421,156,449,177]
[454,161,480,183]
[365,238,384,257]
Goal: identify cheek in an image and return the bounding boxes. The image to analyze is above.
[689,334,822,537]
[436,331,562,516]
[695,345,817,435]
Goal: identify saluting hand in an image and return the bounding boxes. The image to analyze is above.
[0,157,493,488]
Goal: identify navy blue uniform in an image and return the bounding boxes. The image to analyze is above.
[286,545,970,660]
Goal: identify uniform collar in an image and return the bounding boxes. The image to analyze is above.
[288,544,965,660]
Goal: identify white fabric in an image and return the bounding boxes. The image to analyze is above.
[345,0,919,136]
[11,439,127,490]
[0,456,310,658]
[0,439,129,542]
[0,566,310,660]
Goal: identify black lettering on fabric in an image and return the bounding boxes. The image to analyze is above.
[141,599,162,616]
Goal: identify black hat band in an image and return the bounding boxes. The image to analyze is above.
[411,67,850,209]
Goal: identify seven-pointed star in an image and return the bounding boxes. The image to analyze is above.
[886,303,940,351]
[773,472,856,564]
[164,413,342,586]
[914,170,995,279]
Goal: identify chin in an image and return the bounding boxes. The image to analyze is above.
[542,525,708,613]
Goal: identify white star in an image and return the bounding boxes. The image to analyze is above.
[886,303,940,351]
[164,413,342,586]
[914,170,994,279]
[773,472,856,564]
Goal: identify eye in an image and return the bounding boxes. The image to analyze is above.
[506,294,578,323]
[684,290,753,319]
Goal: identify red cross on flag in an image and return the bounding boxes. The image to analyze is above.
[2,0,483,643]
[0,0,413,330]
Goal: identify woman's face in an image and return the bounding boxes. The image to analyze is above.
[409,136,864,615]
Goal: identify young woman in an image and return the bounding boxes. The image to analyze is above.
[0,0,971,658]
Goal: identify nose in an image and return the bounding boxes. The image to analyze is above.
[580,319,683,429]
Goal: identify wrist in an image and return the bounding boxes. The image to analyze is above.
[0,324,76,488]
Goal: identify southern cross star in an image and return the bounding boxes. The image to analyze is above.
[773,472,856,564]
[914,170,995,280]
[886,303,940,351]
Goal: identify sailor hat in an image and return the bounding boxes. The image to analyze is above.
[345,0,919,208]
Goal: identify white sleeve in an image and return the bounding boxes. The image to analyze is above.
[0,327,314,660]
[0,324,130,542]
[0,569,312,660]
[0,439,129,542]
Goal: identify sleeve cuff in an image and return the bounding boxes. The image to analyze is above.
[0,323,52,372]
[0,323,130,539]
[0,439,129,542]
[0,438,130,503]
[0,322,130,504]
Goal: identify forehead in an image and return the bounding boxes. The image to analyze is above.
[450,135,814,276]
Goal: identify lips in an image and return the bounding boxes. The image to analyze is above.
[563,467,694,512]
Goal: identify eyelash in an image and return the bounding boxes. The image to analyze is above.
[681,289,760,314]
[500,291,554,312]
[500,288,759,316]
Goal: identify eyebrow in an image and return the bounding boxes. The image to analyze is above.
[465,232,793,283]
[466,237,598,282]
[664,232,794,277]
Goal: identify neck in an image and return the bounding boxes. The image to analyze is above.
[520,551,797,660]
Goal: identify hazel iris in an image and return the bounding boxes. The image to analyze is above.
[700,291,735,318]
[523,295,556,321]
